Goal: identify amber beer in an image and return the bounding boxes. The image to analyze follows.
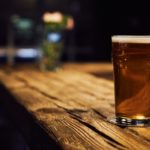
[112,36,150,126]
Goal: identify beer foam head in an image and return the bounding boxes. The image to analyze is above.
[112,36,150,43]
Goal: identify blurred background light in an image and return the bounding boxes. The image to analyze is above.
[43,12,63,23]
[47,32,62,43]
[16,48,39,58]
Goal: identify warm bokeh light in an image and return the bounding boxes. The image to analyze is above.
[43,12,63,23]
[134,115,145,120]
[66,17,74,30]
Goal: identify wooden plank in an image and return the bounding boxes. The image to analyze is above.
[127,127,150,141]
[63,63,113,74]
[69,110,150,149]
[0,69,150,150]
[11,87,150,150]
[63,63,113,80]
[0,70,25,89]
[13,71,114,109]
[11,87,117,150]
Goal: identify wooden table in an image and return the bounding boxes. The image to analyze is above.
[0,63,150,150]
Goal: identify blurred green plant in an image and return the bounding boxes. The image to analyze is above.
[40,12,74,71]
[41,41,63,70]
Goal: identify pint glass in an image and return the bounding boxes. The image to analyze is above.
[112,36,150,126]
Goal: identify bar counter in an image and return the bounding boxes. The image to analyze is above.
[0,63,149,150]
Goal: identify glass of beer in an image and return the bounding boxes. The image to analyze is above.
[111,36,150,126]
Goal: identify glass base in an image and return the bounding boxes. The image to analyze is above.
[108,117,150,127]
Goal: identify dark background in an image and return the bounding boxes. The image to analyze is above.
[1,0,150,62]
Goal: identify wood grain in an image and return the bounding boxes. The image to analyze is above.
[0,68,150,150]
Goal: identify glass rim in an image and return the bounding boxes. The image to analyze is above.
[112,35,150,43]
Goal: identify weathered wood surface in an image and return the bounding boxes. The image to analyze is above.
[63,63,113,80]
[63,63,113,74]
[0,65,150,150]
